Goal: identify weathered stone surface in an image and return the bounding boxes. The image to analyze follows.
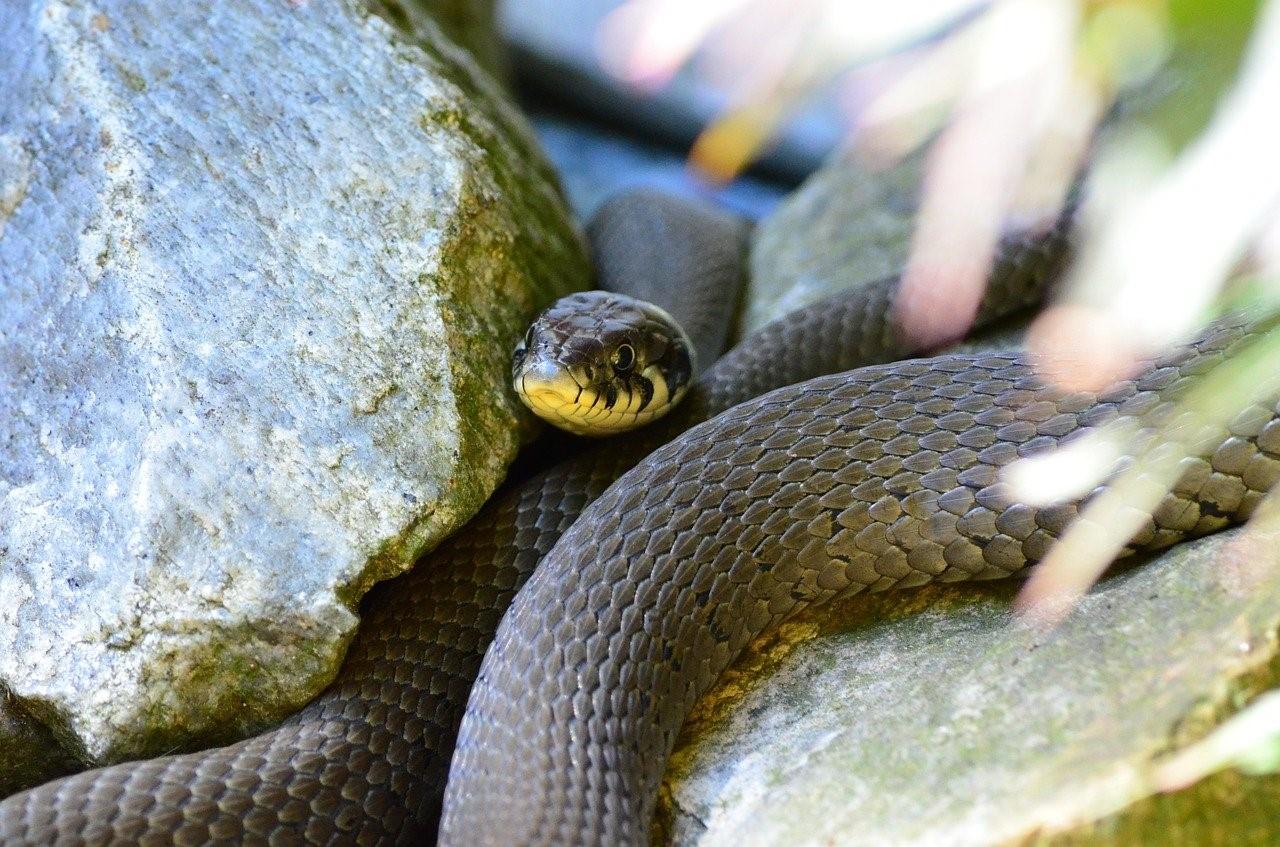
[0,0,588,765]
[744,152,924,337]
[659,528,1280,845]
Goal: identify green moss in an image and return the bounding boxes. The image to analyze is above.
[1043,771,1280,846]
[329,0,589,607]
[127,619,348,762]
[117,64,147,92]
[1040,633,1280,845]
[366,0,505,81]
[0,691,80,795]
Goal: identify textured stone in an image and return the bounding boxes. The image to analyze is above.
[659,528,1280,845]
[0,0,587,765]
[744,151,925,337]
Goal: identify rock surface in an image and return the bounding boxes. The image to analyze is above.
[743,151,924,338]
[658,527,1280,846]
[0,0,587,766]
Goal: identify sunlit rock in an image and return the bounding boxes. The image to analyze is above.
[0,0,587,768]
[660,529,1280,845]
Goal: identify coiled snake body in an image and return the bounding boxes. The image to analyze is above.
[442,310,1279,845]
[4,190,1274,846]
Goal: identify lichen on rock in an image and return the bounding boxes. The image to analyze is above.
[0,0,588,769]
[742,151,924,339]
[659,529,1280,846]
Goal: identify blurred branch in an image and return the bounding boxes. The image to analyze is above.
[1028,0,1280,394]
[1155,689,1280,791]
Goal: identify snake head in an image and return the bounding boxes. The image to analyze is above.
[512,290,696,437]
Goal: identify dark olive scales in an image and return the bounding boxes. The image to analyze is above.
[443,314,1278,846]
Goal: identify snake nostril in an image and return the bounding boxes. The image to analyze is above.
[523,358,561,384]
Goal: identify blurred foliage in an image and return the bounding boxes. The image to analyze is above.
[1129,0,1258,150]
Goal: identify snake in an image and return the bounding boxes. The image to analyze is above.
[510,188,751,438]
[512,289,698,436]
[442,306,1280,844]
[4,184,1269,846]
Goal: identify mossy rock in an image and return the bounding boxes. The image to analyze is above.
[659,529,1280,845]
[378,0,506,80]
[0,0,587,781]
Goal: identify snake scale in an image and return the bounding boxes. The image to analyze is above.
[4,189,1272,846]
[442,308,1280,845]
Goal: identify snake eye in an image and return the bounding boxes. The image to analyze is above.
[612,344,635,373]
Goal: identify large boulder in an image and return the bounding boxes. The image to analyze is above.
[0,0,588,767]
[658,529,1280,845]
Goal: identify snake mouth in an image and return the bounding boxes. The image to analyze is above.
[514,354,684,436]
[514,358,587,415]
[515,359,683,437]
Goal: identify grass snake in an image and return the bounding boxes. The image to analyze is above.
[9,189,1268,846]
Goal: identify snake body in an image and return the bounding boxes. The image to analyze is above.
[442,312,1280,845]
[0,193,1073,843]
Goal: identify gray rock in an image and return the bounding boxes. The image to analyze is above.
[659,528,1280,845]
[0,0,588,766]
[743,151,923,338]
